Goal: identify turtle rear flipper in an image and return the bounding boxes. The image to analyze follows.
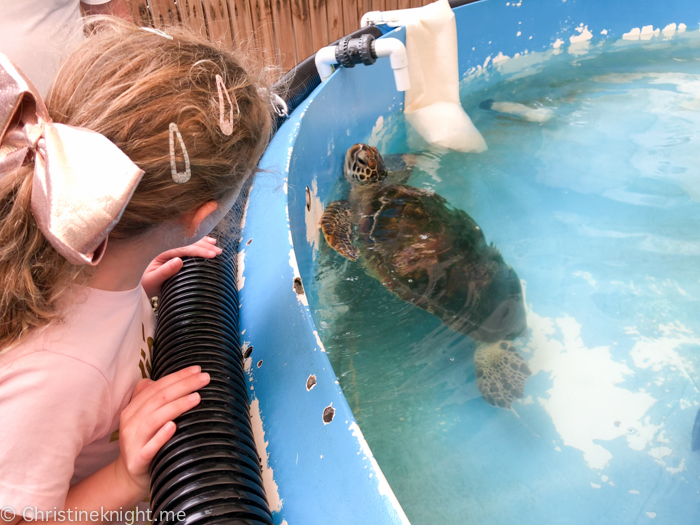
[474,341,531,409]
[321,200,360,261]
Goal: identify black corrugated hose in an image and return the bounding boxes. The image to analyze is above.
[149,234,272,525]
[149,1,483,522]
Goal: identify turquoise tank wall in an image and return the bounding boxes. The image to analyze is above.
[238,1,700,523]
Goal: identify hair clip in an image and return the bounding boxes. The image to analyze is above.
[140,27,174,40]
[257,87,288,118]
[169,123,191,184]
[270,93,288,118]
[216,74,237,136]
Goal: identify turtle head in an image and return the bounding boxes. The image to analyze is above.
[344,144,387,185]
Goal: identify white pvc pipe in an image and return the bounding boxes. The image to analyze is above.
[374,38,411,91]
[314,45,338,81]
[361,7,425,28]
[314,38,410,92]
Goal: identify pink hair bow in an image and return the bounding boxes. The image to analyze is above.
[0,53,144,266]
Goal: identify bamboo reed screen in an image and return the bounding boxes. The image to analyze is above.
[126,0,430,78]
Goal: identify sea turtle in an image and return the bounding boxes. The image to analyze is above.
[320,143,531,409]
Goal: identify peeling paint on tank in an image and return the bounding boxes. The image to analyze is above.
[323,404,335,424]
[640,25,660,40]
[569,24,593,44]
[569,24,593,56]
[250,398,283,512]
[662,23,677,39]
[235,195,252,290]
[313,330,327,352]
[492,51,510,64]
[288,248,309,306]
[285,146,294,174]
[623,27,641,40]
[349,422,411,524]
[367,115,384,147]
[306,374,317,391]
[243,341,252,372]
[305,179,324,253]
[237,249,246,291]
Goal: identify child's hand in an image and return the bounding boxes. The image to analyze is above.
[115,366,210,495]
[141,236,222,297]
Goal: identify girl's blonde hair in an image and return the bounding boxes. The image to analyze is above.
[0,18,272,352]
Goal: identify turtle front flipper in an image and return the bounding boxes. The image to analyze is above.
[473,341,532,409]
[320,200,360,261]
[383,153,419,184]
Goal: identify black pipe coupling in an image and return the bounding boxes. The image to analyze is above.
[335,34,377,69]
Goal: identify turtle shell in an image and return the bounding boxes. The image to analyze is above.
[350,183,526,342]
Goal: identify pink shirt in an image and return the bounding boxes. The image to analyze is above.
[0,285,155,515]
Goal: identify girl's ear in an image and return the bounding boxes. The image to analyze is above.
[184,201,219,238]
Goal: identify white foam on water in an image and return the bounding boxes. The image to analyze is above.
[628,321,699,376]
[526,310,657,470]
[573,271,598,287]
[667,459,686,474]
[649,446,673,466]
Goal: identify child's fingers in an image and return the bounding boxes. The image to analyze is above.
[126,366,202,414]
[156,243,221,262]
[148,238,221,268]
[131,378,153,400]
[137,371,210,418]
[151,257,182,282]
[138,421,177,466]
[144,391,202,437]
[183,243,222,257]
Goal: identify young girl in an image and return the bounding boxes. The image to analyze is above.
[0,18,271,523]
